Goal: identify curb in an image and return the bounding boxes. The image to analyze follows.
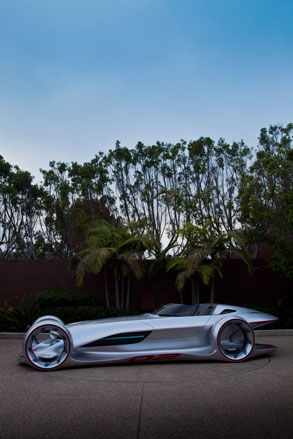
[0,329,293,339]
[0,333,25,339]
[255,329,293,336]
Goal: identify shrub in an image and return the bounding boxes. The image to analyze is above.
[35,288,100,309]
[0,288,136,330]
[40,306,136,324]
[0,293,39,332]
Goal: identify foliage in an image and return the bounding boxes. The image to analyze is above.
[37,306,135,324]
[35,288,99,309]
[0,293,39,331]
[39,158,116,257]
[0,156,46,258]
[72,220,152,309]
[167,223,252,303]
[108,138,251,258]
[0,290,135,331]
[239,124,293,277]
[0,122,292,306]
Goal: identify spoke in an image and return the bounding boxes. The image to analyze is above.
[32,341,52,352]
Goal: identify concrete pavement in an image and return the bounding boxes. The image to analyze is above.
[0,336,292,439]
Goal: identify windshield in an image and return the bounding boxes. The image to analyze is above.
[152,303,215,317]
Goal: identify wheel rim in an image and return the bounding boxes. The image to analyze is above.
[218,320,254,361]
[25,325,70,370]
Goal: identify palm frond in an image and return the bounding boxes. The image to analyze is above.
[119,253,147,279]
[87,247,117,274]
[166,257,185,272]
[175,271,189,292]
[196,264,215,285]
[75,260,86,287]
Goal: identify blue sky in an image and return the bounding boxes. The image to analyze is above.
[0,0,292,178]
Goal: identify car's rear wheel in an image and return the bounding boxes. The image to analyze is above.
[217,319,254,362]
[24,323,72,371]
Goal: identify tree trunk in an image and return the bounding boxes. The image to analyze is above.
[196,282,200,305]
[191,280,196,305]
[210,278,215,303]
[114,267,120,309]
[121,277,125,309]
[104,269,110,308]
[126,274,131,310]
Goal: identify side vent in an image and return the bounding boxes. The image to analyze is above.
[220,309,236,315]
[82,331,152,347]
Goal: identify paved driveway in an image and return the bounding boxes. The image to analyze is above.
[0,336,292,439]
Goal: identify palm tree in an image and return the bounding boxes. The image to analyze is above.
[72,220,151,309]
[168,223,252,304]
[207,229,253,302]
[167,252,210,304]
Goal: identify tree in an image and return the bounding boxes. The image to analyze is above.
[239,124,293,277]
[187,137,251,234]
[108,141,187,258]
[1,122,291,275]
[108,138,251,260]
[40,157,115,257]
[167,254,215,305]
[73,221,152,309]
[0,155,45,258]
[168,223,252,303]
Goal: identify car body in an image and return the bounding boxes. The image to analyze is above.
[18,303,278,371]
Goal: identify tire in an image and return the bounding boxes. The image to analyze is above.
[216,318,255,362]
[24,321,72,371]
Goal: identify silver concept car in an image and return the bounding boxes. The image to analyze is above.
[19,303,278,371]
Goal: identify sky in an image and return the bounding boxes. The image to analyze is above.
[0,0,292,179]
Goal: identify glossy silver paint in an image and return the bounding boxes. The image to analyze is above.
[19,304,278,371]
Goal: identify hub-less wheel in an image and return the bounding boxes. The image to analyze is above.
[217,319,254,362]
[24,322,72,371]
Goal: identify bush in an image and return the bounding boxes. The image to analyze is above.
[0,293,39,332]
[40,306,136,324]
[36,288,100,309]
[0,289,136,331]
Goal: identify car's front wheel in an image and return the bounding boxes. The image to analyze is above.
[24,322,72,371]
